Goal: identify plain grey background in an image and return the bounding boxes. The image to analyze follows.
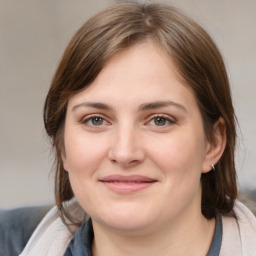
[0,0,255,208]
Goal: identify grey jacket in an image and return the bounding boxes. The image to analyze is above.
[0,205,51,256]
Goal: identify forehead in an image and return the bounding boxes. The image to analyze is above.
[67,41,197,111]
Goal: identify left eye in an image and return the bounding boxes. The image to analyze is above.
[91,117,105,126]
[153,117,168,126]
[148,116,174,126]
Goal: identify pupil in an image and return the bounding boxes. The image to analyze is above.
[155,117,166,126]
[92,117,103,125]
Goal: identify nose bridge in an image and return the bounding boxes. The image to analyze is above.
[108,121,144,165]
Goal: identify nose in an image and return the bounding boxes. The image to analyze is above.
[108,124,146,167]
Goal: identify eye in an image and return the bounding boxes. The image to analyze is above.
[147,115,175,127]
[82,115,108,127]
[154,117,168,126]
[90,117,104,126]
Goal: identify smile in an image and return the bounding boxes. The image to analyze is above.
[99,175,157,194]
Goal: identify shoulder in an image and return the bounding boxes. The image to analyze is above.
[0,205,51,256]
[19,199,86,256]
[220,200,256,256]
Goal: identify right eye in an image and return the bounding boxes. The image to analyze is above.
[82,115,109,127]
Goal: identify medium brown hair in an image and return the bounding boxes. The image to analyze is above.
[44,1,237,225]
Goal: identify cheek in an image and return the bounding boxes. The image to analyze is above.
[63,132,108,207]
[136,133,205,221]
[148,130,206,181]
[63,130,107,175]
[156,137,203,164]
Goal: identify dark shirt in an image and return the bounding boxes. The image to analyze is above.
[64,213,222,256]
[64,219,94,256]
[207,213,222,256]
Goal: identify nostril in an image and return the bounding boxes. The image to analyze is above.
[110,155,140,165]
[108,148,145,167]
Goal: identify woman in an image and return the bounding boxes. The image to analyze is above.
[17,1,256,255]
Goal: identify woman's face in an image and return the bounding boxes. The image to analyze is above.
[63,41,212,234]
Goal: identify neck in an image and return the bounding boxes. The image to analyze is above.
[91,212,215,256]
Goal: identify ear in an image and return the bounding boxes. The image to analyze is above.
[62,155,69,172]
[61,149,69,172]
[202,117,226,173]
[59,122,69,172]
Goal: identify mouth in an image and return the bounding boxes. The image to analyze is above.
[99,175,157,194]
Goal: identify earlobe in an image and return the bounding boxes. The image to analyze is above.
[202,117,226,173]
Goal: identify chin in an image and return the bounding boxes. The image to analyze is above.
[99,217,155,233]
[92,204,157,233]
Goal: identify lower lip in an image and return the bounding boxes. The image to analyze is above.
[100,181,156,194]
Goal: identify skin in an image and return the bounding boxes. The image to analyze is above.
[63,41,226,256]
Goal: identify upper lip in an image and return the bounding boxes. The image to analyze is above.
[99,175,157,183]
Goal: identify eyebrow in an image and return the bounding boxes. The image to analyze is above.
[138,100,187,112]
[72,100,187,113]
[72,102,112,112]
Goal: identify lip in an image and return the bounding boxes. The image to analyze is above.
[99,175,157,194]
